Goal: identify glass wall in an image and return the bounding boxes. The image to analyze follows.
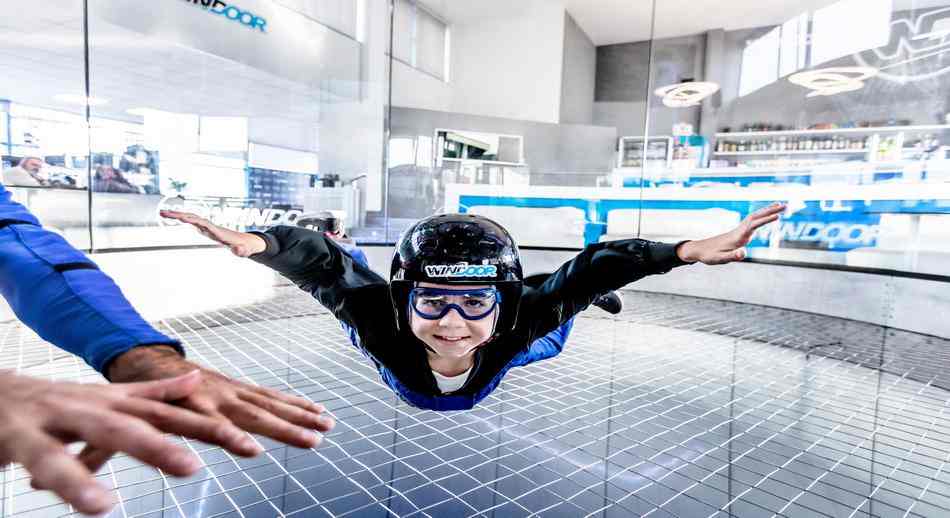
[0,0,92,248]
[2,0,948,279]
[391,0,950,278]
[1,0,387,251]
[638,0,950,276]
[385,0,644,248]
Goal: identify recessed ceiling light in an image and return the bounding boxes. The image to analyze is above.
[654,81,719,108]
[788,67,878,97]
[53,94,109,106]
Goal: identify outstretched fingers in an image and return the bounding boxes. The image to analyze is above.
[248,385,329,417]
[709,247,747,265]
[12,429,114,515]
[159,210,206,225]
[747,202,786,223]
[113,397,262,457]
[160,209,221,237]
[222,399,322,449]
[52,407,201,478]
[31,446,115,490]
[747,213,781,232]
[160,210,264,256]
[238,391,335,432]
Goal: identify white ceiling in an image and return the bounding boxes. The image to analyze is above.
[566,0,840,45]
[419,0,950,46]
[5,0,949,128]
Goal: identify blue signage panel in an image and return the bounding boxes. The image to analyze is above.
[458,194,949,251]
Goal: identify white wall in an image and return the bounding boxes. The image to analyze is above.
[249,117,319,153]
[272,0,358,39]
[391,1,568,123]
[318,0,389,212]
[593,100,696,138]
[98,0,360,95]
[560,12,596,125]
[392,60,452,112]
[447,1,566,124]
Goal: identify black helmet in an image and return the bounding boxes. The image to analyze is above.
[390,213,523,337]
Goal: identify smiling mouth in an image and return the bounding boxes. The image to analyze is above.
[434,335,469,343]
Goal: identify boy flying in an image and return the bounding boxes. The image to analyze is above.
[162,203,784,411]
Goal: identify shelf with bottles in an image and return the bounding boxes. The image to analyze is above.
[714,133,946,166]
[714,121,949,158]
[715,135,870,154]
[714,121,950,137]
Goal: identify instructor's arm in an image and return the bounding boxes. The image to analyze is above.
[0,200,332,453]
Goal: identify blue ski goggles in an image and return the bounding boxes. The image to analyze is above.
[409,287,501,321]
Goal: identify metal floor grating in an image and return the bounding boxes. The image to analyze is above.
[2,287,950,517]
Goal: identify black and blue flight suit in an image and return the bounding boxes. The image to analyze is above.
[249,225,689,411]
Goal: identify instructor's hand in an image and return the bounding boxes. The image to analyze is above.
[676,202,786,265]
[0,370,231,515]
[160,210,266,257]
[109,346,334,451]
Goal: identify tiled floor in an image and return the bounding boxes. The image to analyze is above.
[2,287,949,517]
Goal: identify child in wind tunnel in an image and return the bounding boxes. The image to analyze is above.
[161,203,785,411]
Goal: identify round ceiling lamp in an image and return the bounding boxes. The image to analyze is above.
[654,81,720,108]
[787,67,879,97]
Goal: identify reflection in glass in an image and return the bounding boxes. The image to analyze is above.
[620,0,950,276]
[81,0,385,249]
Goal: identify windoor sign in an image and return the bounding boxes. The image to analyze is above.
[182,0,267,33]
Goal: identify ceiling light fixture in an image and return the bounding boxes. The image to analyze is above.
[53,94,109,106]
[787,66,878,97]
[654,81,720,108]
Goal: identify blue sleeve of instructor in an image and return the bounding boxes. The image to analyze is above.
[0,186,182,374]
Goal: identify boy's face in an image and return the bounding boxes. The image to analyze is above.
[410,282,497,360]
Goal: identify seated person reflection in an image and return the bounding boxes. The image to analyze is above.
[162,203,786,411]
[93,165,139,194]
[296,210,368,265]
[3,156,48,187]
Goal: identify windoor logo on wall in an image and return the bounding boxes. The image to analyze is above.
[182,0,267,33]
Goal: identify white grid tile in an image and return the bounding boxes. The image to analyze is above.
[1,287,949,517]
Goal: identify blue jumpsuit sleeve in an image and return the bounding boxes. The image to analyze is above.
[349,247,369,269]
[509,318,575,367]
[0,187,182,373]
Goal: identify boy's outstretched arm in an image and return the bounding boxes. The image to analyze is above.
[523,203,786,338]
[161,210,387,326]
[160,210,268,257]
[674,202,786,264]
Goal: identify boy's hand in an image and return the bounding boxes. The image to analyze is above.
[160,210,266,257]
[676,202,786,265]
